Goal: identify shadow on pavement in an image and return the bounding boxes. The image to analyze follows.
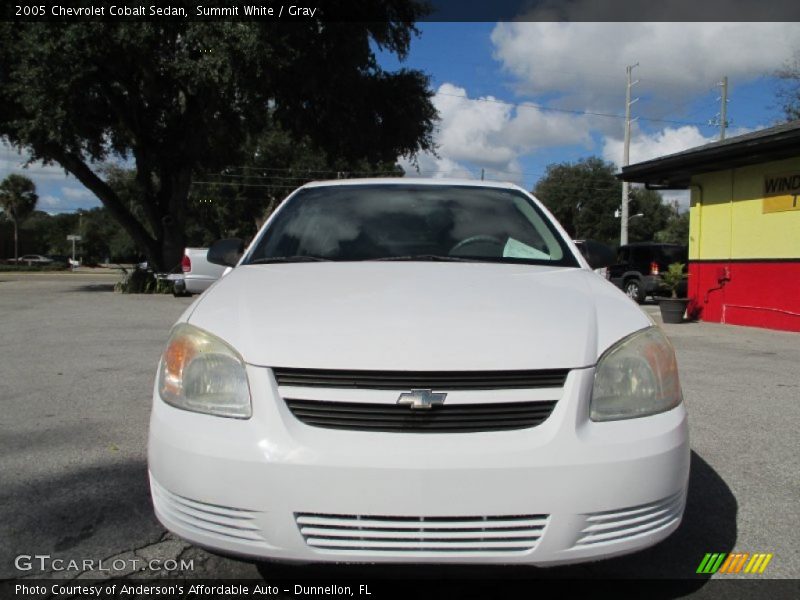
[256,451,736,596]
[71,283,117,293]
[0,458,163,579]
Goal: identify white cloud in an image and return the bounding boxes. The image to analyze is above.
[400,152,477,180]
[0,144,72,182]
[403,83,593,183]
[491,22,800,113]
[61,186,94,200]
[602,126,713,212]
[602,123,756,169]
[601,125,715,169]
[601,124,757,210]
[40,195,62,209]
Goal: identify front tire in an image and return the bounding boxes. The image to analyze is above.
[624,279,645,304]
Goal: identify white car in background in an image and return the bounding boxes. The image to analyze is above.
[172,247,227,296]
[12,254,53,265]
[149,179,689,566]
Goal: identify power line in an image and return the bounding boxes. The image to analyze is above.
[435,91,710,127]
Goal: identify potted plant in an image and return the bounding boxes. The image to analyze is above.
[658,262,690,324]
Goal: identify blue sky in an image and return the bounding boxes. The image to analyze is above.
[1,22,798,214]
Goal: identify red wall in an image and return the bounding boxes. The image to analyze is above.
[688,261,800,332]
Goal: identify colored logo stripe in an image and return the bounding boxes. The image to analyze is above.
[719,553,749,573]
[697,552,773,574]
[697,553,726,574]
[745,554,773,574]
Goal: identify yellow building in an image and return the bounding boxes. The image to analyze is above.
[621,121,800,332]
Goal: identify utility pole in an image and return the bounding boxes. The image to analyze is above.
[480,168,485,181]
[620,63,639,246]
[719,76,728,140]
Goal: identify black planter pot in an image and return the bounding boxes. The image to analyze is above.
[658,297,690,324]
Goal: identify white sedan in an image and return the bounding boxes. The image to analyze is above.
[14,254,53,265]
[148,179,689,566]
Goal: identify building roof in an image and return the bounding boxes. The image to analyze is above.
[619,120,800,188]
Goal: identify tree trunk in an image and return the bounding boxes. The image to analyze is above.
[13,220,18,263]
[156,221,186,273]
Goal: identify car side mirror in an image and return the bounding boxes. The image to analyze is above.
[578,240,616,270]
[208,238,245,267]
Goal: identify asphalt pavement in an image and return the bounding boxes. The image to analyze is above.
[1,272,798,593]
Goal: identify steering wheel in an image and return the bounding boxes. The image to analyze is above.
[449,234,505,255]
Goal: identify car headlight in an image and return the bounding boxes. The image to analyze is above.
[158,323,251,419]
[591,327,682,422]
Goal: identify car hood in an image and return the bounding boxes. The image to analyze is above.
[186,262,651,371]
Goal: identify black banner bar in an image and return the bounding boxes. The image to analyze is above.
[3,0,800,23]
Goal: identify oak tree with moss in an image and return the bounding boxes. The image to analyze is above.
[0,5,436,270]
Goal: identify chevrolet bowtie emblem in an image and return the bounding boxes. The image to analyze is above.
[397,389,447,410]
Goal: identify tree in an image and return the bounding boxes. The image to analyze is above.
[0,9,437,270]
[655,210,690,245]
[533,157,621,244]
[188,127,404,244]
[627,187,672,242]
[0,174,38,262]
[776,50,800,121]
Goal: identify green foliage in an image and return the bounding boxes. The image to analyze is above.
[0,11,437,269]
[114,268,173,294]
[17,207,139,263]
[534,157,622,245]
[661,262,686,299]
[627,188,673,242]
[0,263,67,272]
[655,210,689,245]
[533,156,691,247]
[0,173,38,261]
[0,174,37,222]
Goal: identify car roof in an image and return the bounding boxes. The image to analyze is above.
[299,177,524,192]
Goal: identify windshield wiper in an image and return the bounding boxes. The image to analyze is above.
[249,256,332,264]
[370,255,480,262]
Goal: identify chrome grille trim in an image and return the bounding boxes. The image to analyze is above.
[574,492,684,547]
[151,479,265,544]
[296,513,549,554]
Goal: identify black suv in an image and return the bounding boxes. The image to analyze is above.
[608,242,688,303]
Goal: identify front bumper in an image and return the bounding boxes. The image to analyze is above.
[148,366,689,565]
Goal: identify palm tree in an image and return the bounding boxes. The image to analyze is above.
[0,174,38,263]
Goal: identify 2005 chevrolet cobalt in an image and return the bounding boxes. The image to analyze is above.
[148,179,689,565]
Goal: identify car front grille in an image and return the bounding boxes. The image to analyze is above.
[295,512,549,554]
[272,367,569,390]
[573,492,685,547]
[284,399,557,433]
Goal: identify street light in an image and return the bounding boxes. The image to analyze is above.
[615,210,644,220]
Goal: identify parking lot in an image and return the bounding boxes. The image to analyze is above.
[1,272,798,591]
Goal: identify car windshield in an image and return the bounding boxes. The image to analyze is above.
[245,184,579,267]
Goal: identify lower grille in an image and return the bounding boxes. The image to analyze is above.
[296,513,549,554]
[150,478,265,545]
[285,399,557,433]
[574,492,684,547]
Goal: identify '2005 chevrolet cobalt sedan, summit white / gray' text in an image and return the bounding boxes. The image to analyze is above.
[148,179,689,565]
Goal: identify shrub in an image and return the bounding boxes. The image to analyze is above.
[662,262,686,299]
[114,267,173,294]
